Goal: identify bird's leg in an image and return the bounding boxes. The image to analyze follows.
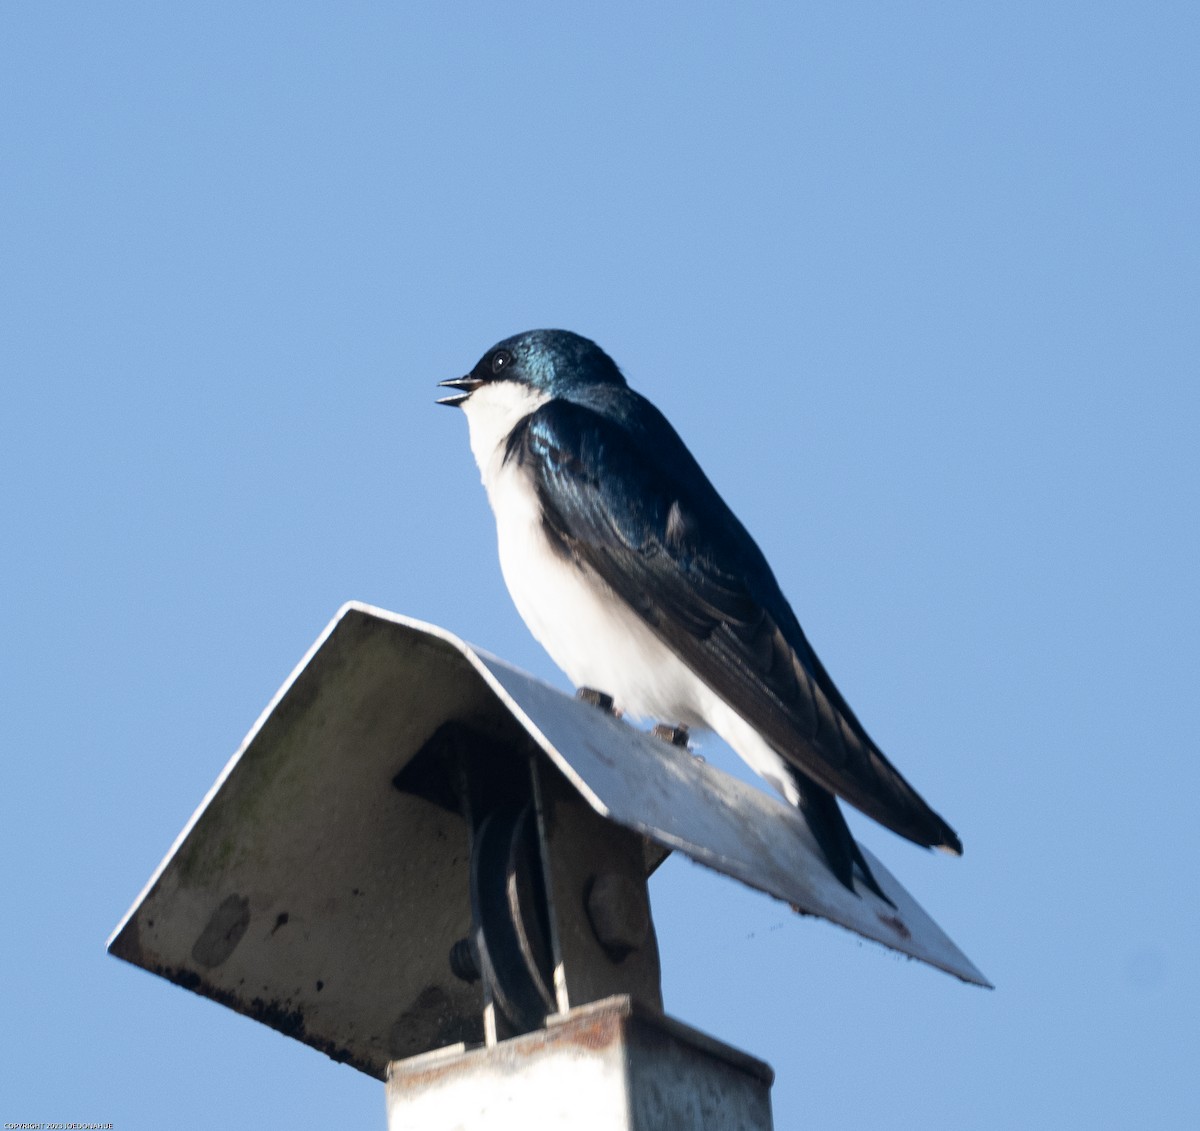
[576,687,617,714]
[652,723,690,748]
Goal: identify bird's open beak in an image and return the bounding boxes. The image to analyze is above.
[436,375,483,408]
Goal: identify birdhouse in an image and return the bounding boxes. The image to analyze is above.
[108,602,986,1128]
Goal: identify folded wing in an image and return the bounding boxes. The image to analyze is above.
[506,393,961,853]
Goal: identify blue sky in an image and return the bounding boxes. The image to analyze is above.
[3,3,1198,1127]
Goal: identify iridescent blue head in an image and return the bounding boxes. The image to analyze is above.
[438,329,626,407]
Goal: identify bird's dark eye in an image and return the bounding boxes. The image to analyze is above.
[491,349,513,375]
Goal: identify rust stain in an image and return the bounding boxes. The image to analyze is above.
[563,1013,622,1052]
[148,961,368,1076]
[389,1009,626,1092]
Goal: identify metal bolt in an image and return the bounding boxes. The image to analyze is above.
[448,937,480,983]
[585,873,650,961]
[652,723,689,747]
[576,687,616,713]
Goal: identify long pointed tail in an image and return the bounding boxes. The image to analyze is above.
[793,768,894,906]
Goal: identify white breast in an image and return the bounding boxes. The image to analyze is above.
[459,382,797,801]
[459,382,694,718]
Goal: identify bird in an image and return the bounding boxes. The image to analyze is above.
[438,329,961,901]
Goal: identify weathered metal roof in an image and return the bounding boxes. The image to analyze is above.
[108,602,988,1077]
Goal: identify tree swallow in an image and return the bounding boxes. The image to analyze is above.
[439,329,961,900]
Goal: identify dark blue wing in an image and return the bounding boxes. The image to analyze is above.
[507,392,961,853]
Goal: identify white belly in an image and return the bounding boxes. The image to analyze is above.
[489,457,708,723]
[460,382,799,802]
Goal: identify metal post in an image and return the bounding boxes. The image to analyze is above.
[385,995,774,1131]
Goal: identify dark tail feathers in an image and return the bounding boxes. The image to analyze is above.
[794,770,895,907]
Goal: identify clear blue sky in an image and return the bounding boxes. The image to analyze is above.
[4,3,1198,1128]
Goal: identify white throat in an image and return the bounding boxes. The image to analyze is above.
[460,381,551,479]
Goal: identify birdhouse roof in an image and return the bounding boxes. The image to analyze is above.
[108,603,987,1077]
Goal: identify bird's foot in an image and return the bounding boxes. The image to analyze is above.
[652,723,690,748]
[576,687,617,715]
